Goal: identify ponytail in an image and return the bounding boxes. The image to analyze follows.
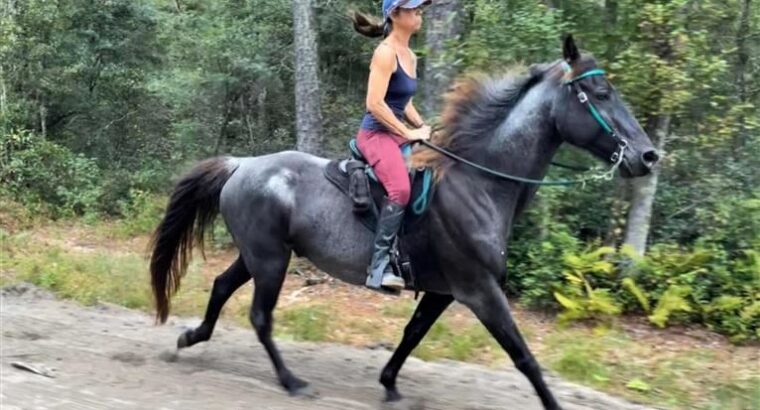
[351,11,391,38]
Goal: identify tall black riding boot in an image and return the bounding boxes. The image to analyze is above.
[365,200,406,291]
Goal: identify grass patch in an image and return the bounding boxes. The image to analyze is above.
[8,244,152,309]
[381,300,416,318]
[540,325,760,409]
[551,340,612,388]
[275,305,331,342]
[705,377,760,410]
[414,320,500,363]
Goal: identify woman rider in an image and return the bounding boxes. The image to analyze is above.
[352,0,432,292]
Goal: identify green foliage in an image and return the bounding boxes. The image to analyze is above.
[648,285,693,328]
[508,221,581,308]
[459,0,568,70]
[553,246,622,322]
[1,130,102,217]
[626,378,652,392]
[114,189,167,237]
[622,277,650,313]
[542,243,760,341]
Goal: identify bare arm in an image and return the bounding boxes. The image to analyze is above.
[404,98,425,128]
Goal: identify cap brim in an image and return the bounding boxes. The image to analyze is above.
[399,0,432,9]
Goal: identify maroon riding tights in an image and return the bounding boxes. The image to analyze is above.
[356,128,410,206]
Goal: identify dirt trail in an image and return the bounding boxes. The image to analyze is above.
[0,284,655,410]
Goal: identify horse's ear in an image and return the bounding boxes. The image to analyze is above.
[562,34,580,64]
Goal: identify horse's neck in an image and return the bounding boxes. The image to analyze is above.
[465,81,562,232]
[490,81,560,176]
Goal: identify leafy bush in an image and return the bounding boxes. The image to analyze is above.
[553,246,622,322]
[508,222,581,308]
[546,244,759,342]
[1,130,102,218]
[114,189,167,236]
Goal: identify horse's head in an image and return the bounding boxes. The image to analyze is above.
[552,35,659,178]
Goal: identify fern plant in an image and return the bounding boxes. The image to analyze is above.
[554,246,622,322]
[648,285,693,327]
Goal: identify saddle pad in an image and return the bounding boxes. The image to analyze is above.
[323,159,435,234]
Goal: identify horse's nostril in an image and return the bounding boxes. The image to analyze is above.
[642,150,659,164]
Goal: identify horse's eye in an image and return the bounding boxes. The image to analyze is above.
[595,91,610,101]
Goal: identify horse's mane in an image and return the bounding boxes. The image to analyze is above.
[410,63,564,177]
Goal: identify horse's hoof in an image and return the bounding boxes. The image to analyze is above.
[158,351,179,363]
[288,383,316,398]
[384,388,403,402]
[176,330,192,349]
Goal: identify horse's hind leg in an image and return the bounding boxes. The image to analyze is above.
[241,246,311,396]
[380,292,453,402]
[177,256,250,349]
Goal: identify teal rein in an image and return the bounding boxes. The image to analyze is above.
[418,140,618,187]
[411,168,432,215]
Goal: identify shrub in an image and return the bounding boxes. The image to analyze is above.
[1,130,102,218]
[549,244,759,342]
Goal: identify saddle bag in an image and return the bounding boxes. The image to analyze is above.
[346,160,372,214]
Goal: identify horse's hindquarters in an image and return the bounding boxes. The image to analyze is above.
[219,151,376,287]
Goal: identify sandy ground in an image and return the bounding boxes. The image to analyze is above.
[0,284,656,410]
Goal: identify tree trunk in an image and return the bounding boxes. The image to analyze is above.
[257,85,267,135]
[39,103,47,137]
[623,115,669,256]
[292,0,323,156]
[213,97,234,156]
[604,0,619,61]
[734,0,751,153]
[3,0,16,17]
[603,176,630,248]
[1,67,7,124]
[423,0,464,116]
[242,97,255,151]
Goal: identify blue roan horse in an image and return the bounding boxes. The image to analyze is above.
[149,36,658,409]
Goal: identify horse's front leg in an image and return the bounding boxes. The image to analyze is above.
[379,292,454,402]
[453,278,561,410]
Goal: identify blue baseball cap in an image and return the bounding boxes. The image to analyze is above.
[382,0,432,20]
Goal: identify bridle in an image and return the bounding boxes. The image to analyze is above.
[562,62,628,170]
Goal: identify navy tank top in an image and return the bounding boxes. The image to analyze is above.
[360,54,418,131]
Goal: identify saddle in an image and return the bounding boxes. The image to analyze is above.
[324,139,436,291]
[324,139,435,233]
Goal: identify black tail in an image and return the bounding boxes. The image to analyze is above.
[149,157,238,324]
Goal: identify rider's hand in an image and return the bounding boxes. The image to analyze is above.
[407,125,431,141]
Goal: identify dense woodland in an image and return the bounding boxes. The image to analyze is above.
[1,0,758,341]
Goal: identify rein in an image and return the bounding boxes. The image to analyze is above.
[418,66,628,187]
[419,140,621,186]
